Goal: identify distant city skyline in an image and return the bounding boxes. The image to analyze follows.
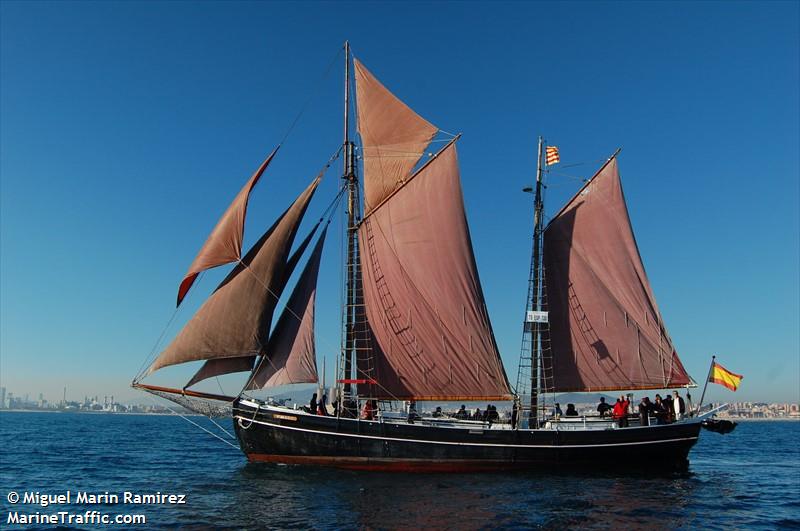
[1,2,798,403]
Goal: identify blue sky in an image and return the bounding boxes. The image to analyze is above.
[1,1,797,404]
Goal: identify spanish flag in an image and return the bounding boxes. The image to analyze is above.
[709,362,743,391]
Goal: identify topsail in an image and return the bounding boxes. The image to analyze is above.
[354,59,437,213]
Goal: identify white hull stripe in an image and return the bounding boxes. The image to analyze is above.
[235,415,698,449]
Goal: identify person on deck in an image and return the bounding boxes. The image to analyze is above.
[309,393,317,415]
[663,394,674,422]
[638,397,652,426]
[672,391,686,421]
[360,400,376,420]
[317,394,328,416]
[407,401,420,423]
[455,405,468,420]
[511,400,519,429]
[613,396,629,428]
[433,406,443,418]
[473,408,482,421]
[596,397,612,417]
[565,403,579,417]
[653,394,668,425]
[553,403,563,418]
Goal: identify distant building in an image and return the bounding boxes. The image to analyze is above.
[0,387,5,409]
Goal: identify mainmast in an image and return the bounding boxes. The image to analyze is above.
[516,137,547,427]
[530,137,545,426]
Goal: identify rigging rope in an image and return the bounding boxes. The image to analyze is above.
[133,298,188,383]
[143,393,239,450]
[279,47,344,146]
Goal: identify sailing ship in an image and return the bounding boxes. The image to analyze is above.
[133,43,717,472]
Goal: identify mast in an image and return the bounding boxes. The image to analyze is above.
[530,137,545,426]
[341,41,360,412]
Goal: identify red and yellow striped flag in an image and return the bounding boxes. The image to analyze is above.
[545,146,560,165]
[709,362,743,391]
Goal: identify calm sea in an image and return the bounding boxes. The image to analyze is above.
[1,412,798,530]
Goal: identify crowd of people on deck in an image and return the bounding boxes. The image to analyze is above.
[609,391,689,427]
[547,391,690,427]
[303,390,691,428]
[430,403,501,423]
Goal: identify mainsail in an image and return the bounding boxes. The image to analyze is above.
[543,157,692,392]
[353,59,437,213]
[177,147,279,306]
[246,227,327,389]
[145,176,320,376]
[358,143,512,401]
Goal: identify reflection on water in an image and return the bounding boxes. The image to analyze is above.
[1,413,798,530]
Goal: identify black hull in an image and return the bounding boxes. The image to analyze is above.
[232,400,701,472]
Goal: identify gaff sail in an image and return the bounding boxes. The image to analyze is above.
[543,157,692,392]
[358,143,512,401]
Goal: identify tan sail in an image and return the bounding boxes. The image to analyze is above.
[247,228,327,389]
[183,222,322,388]
[177,147,279,306]
[358,143,512,401]
[145,176,320,375]
[543,157,692,392]
[354,59,437,213]
[184,356,256,389]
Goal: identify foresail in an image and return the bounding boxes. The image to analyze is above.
[543,157,692,392]
[182,222,322,389]
[354,59,437,213]
[357,143,512,401]
[177,147,279,306]
[184,222,319,389]
[246,227,327,389]
[145,176,320,376]
[184,356,256,389]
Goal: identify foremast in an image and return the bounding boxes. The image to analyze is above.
[339,41,367,415]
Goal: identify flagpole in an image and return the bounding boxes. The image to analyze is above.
[696,355,715,415]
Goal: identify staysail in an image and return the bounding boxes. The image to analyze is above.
[145,176,320,376]
[543,157,692,392]
[177,148,279,306]
[353,59,437,213]
[183,222,321,388]
[184,356,256,389]
[358,143,512,401]
[246,227,327,389]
